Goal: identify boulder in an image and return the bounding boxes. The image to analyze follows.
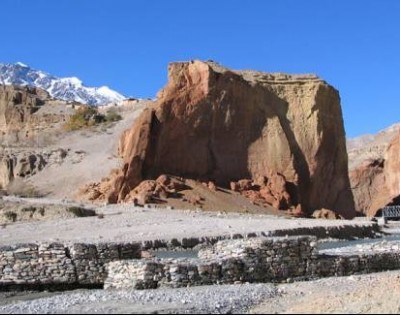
[232,179,253,192]
[207,181,217,191]
[288,204,306,217]
[118,175,189,206]
[80,182,103,201]
[230,173,292,210]
[90,60,355,218]
[126,180,158,205]
[312,208,344,220]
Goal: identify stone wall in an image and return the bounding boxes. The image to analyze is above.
[139,223,379,250]
[3,234,399,291]
[105,236,400,290]
[0,242,141,289]
[105,236,317,289]
[309,252,400,278]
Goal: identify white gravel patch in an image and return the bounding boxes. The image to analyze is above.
[320,238,400,255]
[0,284,277,314]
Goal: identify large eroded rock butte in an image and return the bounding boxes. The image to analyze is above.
[93,60,355,218]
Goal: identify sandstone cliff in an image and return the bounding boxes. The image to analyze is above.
[348,126,400,217]
[349,159,389,216]
[0,85,74,190]
[347,123,400,170]
[93,61,355,218]
[0,85,72,146]
[385,132,400,202]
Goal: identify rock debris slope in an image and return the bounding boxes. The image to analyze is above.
[90,60,355,218]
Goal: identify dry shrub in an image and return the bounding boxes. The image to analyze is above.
[4,211,17,222]
[64,106,105,131]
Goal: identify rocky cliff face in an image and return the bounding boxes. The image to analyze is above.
[94,61,355,218]
[349,159,389,217]
[0,85,47,139]
[0,85,74,190]
[347,123,400,170]
[386,132,400,201]
[0,85,72,145]
[348,126,400,217]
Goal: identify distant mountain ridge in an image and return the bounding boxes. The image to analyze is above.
[0,62,125,106]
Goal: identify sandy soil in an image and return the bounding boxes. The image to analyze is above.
[27,101,149,199]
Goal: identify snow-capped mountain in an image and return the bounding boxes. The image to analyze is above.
[0,62,126,106]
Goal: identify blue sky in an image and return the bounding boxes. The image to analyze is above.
[1,0,399,138]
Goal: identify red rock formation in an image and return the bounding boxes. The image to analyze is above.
[124,175,188,205]
[230,173,293,210]
[94,60,355,218]
[349,159,389,217]
[385,132,400,201]
[349,130,400,217]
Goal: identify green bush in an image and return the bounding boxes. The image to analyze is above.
[64,106,123,131]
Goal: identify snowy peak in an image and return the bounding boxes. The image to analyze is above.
[15,62,28,67]
[0,62,126,106]
[59,77,83,86]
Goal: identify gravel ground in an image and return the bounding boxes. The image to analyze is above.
[3,270,400,314]
[0,284,277,314]
[250,270,400,314]
[27,101,148,200]
[0,200,375,245]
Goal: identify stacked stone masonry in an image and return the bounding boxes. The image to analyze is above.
[0,242,141,289]
[2,234,400,290]
[105,236,400,290]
